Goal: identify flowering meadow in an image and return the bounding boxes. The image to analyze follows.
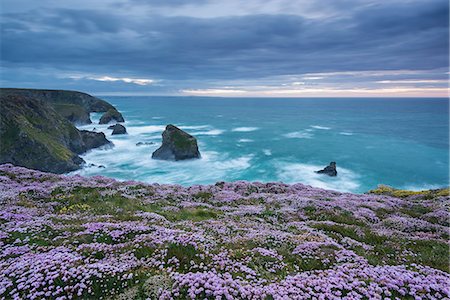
[0,163,449,299]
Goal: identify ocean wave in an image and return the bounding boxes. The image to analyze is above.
[263,149,272,156]
[179,125,211,130]
[283,131,314,139]
[238,139,253,143]
[339,132,354,136]
[310,125,331,130]
[126,125,166,135]
[195,129,225,135]
[231,127,259,132]
[276,162,360,193]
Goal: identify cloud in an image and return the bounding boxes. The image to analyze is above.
[87,76,155,85]
[0,0,448,96]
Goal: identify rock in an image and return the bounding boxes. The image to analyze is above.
[79,130,112,149]
[316,162,337,176]
[107,125,115,129]
[111,124,127,135]
[99,109,125,124]
[0,88,119,125]
[136,141,154,146]
[152,124,200,161]
[0,93,113,174]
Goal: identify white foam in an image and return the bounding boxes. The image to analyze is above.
[195,129,225,135]
[152,116,164,119]
[339,132,354,136]
[283,131,314,139]
[126,125,166,135]
[263,149,272,156]
[231,127,259,132]
[276,162,360,193]
[310,125,331,130]
[238,139,253,143]
[179,125,211,130]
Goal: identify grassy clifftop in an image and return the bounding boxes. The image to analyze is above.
[0,88,119,125]
[0,164,448,299]
[0,94,111,173]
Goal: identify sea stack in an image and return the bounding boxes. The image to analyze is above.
[152,125,200,161]
[111,124,127,135]
[316,162,337,176]
[99,109,125,124]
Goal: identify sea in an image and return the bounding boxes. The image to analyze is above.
[72,97,449,193]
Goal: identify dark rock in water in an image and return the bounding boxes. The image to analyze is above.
[79,130,112,149]
[0,93,113,174]
[136,141,154,146]
[99,109,125,124]
[111,124,127,135]
[98,165,105,168]
[316,162,337,177]
[152,124,200,161]
[107,125,115,129]
[0,88,118,125]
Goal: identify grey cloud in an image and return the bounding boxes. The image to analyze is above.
[0,0,448,93]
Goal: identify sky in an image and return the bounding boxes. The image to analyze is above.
[0,0,448,97]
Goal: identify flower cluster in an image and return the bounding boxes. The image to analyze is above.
[0,163,448,299]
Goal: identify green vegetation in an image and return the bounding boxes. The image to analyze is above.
[160,207,221,221]
[369,185,449,199]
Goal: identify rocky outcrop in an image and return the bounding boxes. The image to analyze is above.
[79,130,112,149]
[111,124,127,135]
[0,88,119,125]
[152,125,200,161]
[99,109,125,124]
[316,162,337,176]
[0,93,112,173]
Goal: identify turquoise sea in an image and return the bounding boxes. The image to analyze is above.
[73,97,449,193]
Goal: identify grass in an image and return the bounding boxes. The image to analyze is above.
[166,243,198,271]
[160,207,221,222]
[312,222,450,271]
[304,206,366,226]
[369,185,450,199]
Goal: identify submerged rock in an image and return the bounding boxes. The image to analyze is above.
[152,124,200,161]
[316,162,337,176]
[136,141,154,146]
[99,109,125,124]
[111,124,127,135]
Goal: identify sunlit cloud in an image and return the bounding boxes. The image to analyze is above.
[88,76,155,86]
[376,79,449,84]
[182,89,247,95]
[181,86,449,97]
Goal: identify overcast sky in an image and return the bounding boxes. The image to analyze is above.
[1,0,448,97]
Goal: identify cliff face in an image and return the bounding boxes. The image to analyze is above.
[0,93,111,173]
[0,88,118,125]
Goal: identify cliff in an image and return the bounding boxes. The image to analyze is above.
[0,88,120,125]
[0,93,111,173]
